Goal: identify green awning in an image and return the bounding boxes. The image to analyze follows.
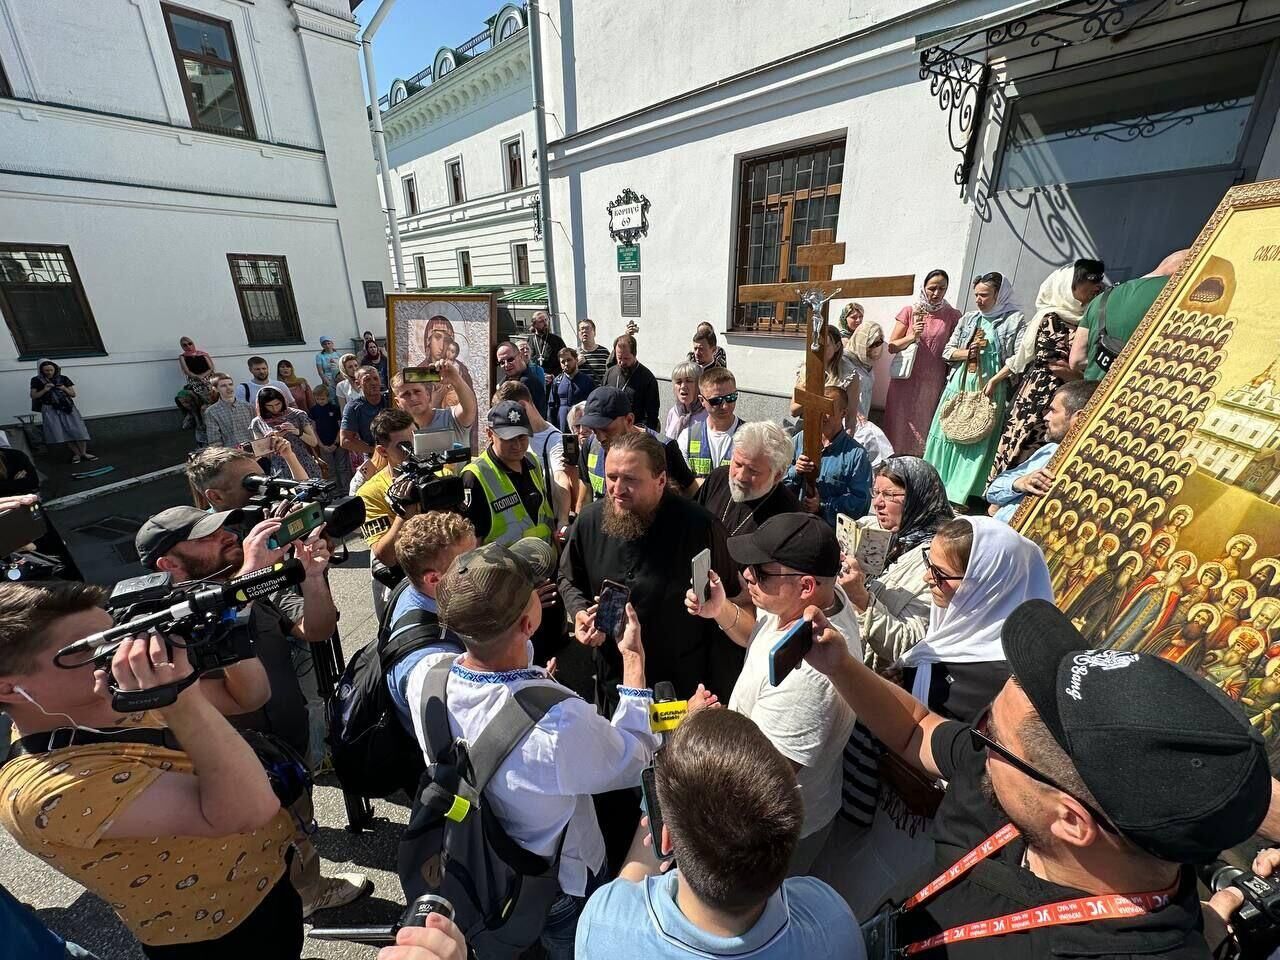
[421,283,548,304]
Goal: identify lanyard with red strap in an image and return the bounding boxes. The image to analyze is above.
[897,823,1178,955]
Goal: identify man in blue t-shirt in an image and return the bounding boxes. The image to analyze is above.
[385,512,477,729]
[339,365,389,460]
[575,709,862,960]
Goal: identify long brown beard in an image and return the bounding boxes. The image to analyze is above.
[602,497,655,540]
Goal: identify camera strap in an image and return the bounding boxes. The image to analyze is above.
[896,824,1177,955]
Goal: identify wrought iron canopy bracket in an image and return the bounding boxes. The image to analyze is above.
[919,45,992,194]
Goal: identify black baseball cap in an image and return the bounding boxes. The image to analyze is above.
[487,400,532,439]
[135,506,236,570]
[728,513,840,577]
[1003,599,1271,863]
[579,386,631,429]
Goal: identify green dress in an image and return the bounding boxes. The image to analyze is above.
[923,316,1008,504]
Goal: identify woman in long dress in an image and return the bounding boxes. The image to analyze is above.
[922,272,1025,506]
[884,270,961,457]
[985,260,1104,480]
[29,359,95,463]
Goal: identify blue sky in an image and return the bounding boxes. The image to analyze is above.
[355,0,502,103]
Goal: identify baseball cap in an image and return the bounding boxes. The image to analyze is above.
[135,506,236,570]
[438,541,540,638]
[487,400,532,439]
[1003,599,1271,863]
[579,386,631,429]
[728,514,840,577]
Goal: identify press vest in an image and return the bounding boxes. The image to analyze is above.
[683,417,741,479]
[584,428,663,500]
[462,450,555,545]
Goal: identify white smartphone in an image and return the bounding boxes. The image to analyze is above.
[835,513,859,559]
[691,548,712,605]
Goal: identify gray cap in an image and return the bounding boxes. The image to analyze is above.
[135,506,235,570]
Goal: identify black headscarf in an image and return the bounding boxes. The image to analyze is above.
[877,456,953,564]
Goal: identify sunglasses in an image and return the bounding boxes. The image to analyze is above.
[703,392,738,408]
[921,546,964,582]
[971,711,1116,834]
[744,564,807,583]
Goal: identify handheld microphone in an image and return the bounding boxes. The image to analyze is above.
[649,681,688,736]
[56,560,305,662]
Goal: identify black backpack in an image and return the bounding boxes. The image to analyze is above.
[398,656,572,959]
[330,580,462,799]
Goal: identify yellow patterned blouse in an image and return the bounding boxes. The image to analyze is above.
[0,737,294,946]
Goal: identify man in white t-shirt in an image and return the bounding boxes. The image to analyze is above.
[696,512,863,874]
[238,355,295,408]
[677,367,742,490]
[391,361,476,451]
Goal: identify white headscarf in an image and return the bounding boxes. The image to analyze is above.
[901,517,1053,682]
[977,273,1020,319]
[1028,265,1086,330]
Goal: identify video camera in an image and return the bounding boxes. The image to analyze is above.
[388,433,472,517]
[54,560,305,712]
[1201,861,1280,958]
[0,502,70,582]
[237,474,365,541]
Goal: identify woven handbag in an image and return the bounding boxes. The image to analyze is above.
[939,365,996,444]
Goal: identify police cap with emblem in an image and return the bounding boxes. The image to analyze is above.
[487,400,532,440]
[1003,599,1270,863]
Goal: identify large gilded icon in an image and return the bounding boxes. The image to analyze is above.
[1015,179,1280,767]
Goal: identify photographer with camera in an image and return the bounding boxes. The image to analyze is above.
[399,541,660,958]
[804,597,1274,959]
[391,361,476,450]
[576,709,861,960]
[358,409,422,614]
[0,580,301,957]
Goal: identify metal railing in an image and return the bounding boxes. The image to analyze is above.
[375,6,526,110]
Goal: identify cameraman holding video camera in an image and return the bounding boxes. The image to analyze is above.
[0,580,301,958]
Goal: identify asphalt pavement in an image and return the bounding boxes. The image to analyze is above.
[1,470,418,960]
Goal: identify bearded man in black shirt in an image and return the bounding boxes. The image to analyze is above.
[806,598,1277,960]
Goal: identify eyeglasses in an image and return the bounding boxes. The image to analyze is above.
[921,547,964,582]
[703,392,738,408]
[871,487,907,502]
[970,711,1116,834]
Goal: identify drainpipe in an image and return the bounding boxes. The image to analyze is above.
[361,0,405,291]
[527,0,560,327]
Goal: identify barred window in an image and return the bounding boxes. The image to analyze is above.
[731,138,845,334]
[0,245,104,359]
[227,255,303,345]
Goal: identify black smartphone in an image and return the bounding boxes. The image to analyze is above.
[640,765,674,862]
[267,502,325,550]
[768,618,813,686]
[0,502,46,555]
[595,579,631,639]
[561,431,580,463]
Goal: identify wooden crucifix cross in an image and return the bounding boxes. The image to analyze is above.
[737,228,914,484]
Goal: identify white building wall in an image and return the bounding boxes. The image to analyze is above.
[0,0,390,420]
[376,27,544,293]
[539,0,1006,403]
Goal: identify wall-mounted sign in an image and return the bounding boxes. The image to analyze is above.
[363,280,386,308]
[617,245,641,273]
[620,276,641,317]
[607,188,650,246]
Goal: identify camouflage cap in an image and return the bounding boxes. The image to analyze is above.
[437,540,540,639]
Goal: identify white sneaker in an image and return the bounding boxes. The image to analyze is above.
[302,872,373,918]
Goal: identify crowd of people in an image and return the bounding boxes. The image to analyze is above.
[0,282,1277,960]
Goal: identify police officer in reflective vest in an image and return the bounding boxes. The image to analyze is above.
[460,400,555,546]
[576,386,697,508]
[677,367,743,489]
